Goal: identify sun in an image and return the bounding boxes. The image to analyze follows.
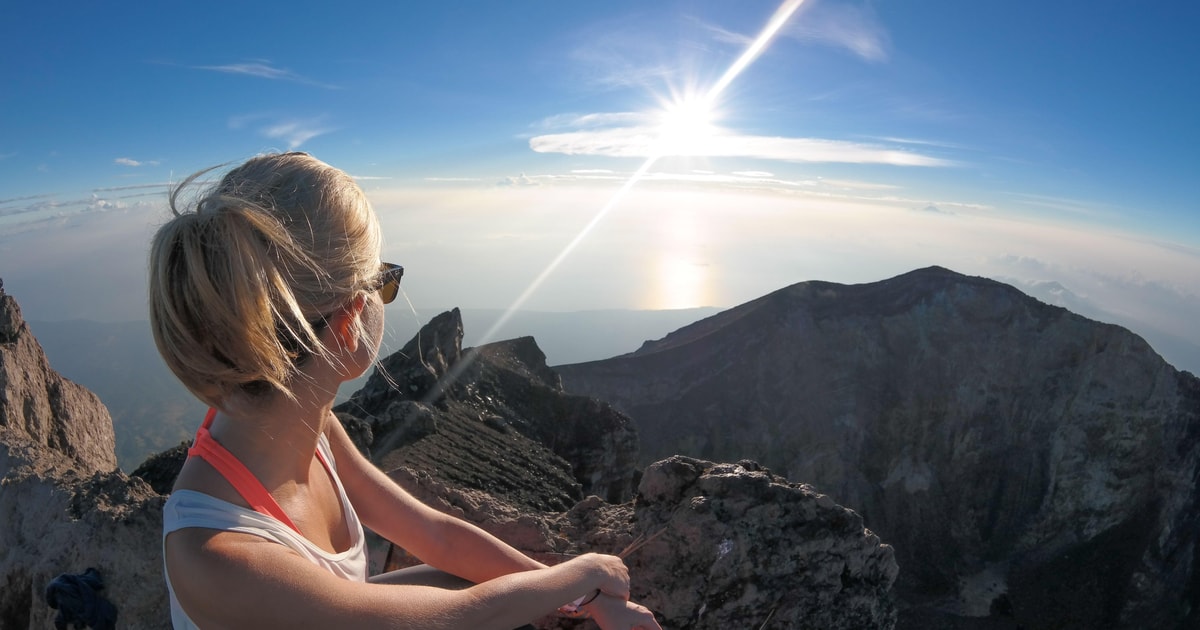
[654,95,720,157]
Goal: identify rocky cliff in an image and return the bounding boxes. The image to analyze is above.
[336,308,642,508]
[0,280,117,473]
[555,266,1200,629]
[0,279,167,629]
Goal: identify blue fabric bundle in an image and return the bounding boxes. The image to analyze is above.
[44,567,118,630]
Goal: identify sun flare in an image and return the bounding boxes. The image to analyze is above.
[654,96,720,156]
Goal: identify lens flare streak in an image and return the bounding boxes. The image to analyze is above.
[471,0,807,350]
[705,0,806,108]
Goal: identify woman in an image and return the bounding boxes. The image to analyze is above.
[152,153,661,629]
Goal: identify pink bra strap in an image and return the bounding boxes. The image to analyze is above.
[187,408,332,535]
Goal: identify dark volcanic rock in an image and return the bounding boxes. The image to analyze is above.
[336,308,640,510]
[130,441,189,496]
[385,455,898,630]
[555,266,1200,629]
[626,456,898,629]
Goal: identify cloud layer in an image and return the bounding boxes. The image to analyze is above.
[529,111,951,166]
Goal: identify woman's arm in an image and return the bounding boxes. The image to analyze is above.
[166,526,629,629]
[322,415,662,629]
[325,415,553,583]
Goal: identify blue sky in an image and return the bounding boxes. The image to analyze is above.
[2,1,1199,370]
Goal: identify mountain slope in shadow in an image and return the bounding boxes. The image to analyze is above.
[555,266,1200,630]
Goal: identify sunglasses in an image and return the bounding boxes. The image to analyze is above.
[373,262,404,304]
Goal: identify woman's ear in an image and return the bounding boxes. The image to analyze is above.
[332,295,367,352]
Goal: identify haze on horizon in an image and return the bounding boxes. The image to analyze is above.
[2,1,1197,372]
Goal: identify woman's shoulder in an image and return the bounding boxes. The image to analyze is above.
[171,455,250,509]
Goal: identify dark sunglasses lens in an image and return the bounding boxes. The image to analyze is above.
[379,280,399,304]
[376,263,403,304]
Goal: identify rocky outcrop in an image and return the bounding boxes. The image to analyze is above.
[622,456,897,628]
[0,279,116,473]
[385,455,898,630]
[0,435,166,630]
[556,266,1200,629]
[0,280,167,629]
[337,308,641,507]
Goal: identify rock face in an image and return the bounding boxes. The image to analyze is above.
[555,266,1200,629]
[384,455,898,630]
[624,456,898,629]
[0,279,117,473]
[337,308,641,508]
[0,280,167,629]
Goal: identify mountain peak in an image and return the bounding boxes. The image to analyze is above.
[557,265,1200,627]
[627,266,1036,359]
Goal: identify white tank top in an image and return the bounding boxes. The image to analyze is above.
[161,432,369,629]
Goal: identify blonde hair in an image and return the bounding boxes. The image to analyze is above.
[149,152,381,407]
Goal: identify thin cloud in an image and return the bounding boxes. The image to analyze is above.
[114,157,160,167]
[818,178,900,191]
[789,1,890,62]
[0,193,56,206]
[529,123,953,166]
[536,112,646,131]
[238,116,334,150]
[498,173,541,187]
[867,136,967,150]
[732,171,775,177]
[191,60,339,89]
[693,19,754,47]
[93,183,170,192]
[1003,192,1113,219]
[115,191,169,200]
[566,20,681,90]
[918,203,955,215]
[228,112,335,149]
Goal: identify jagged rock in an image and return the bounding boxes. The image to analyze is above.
[130,442,188,496]
[0,426,167,629]
[625,456,898,629]
[385,456,898,629]
[555,266,1200,629]
[0,282,167,628]
[337,308,640,506]
[0,280,117,473]
[0,420,166,624]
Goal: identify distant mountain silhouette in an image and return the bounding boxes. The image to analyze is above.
[556,266,1200,629]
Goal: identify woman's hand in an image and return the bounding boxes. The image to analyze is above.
[585,594,662,630]
[573,553,631,600]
